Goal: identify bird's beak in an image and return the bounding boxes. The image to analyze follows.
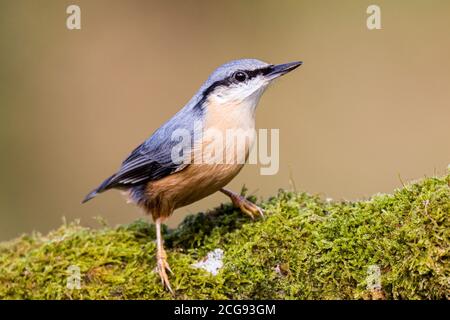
[266,61,303,80]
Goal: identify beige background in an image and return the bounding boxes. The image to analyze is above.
[1,0,449,241]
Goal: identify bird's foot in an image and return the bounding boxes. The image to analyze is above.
[230,194,264,219]
[156,249,174,295]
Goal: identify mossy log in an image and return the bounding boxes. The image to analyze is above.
[0,174,449,299]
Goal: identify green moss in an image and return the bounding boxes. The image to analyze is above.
[1,175,449,299]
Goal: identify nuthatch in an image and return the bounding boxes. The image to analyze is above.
[83,59,302,293]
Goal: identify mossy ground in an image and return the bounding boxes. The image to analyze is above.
[0,175,449,299]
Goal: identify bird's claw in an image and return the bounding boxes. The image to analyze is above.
[231,194,264,219]
[156,252,174,295]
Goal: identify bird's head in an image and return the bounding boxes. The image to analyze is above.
[199,59,302,111]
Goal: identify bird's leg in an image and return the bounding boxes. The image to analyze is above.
[220,188,264,219]
[155,217,174,294]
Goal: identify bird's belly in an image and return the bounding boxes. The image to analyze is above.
[144,101,256,216]
[146,163,244,214]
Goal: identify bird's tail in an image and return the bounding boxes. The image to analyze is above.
[81,174,116,204]
[82,189,99,204]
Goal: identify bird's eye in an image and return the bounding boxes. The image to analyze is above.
[233,71,248,83]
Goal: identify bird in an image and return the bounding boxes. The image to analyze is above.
[82,58,302,293]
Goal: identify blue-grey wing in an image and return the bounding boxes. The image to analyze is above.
[102,139,186,190]
[82,139,188,203]
[82,91,205,203]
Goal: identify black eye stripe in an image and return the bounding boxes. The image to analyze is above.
[202,65,274,99]
[241,66,273,80]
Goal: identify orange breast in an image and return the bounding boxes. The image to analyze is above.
[145,163,244,217]
[143,97,256,218]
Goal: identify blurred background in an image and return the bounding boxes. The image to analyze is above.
[0,0,449,241]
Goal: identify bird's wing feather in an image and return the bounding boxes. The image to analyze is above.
[82,93,205,203]
[103,139,187,189]
[81,139,189,203]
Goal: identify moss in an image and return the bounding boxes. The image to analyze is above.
[0,174,449,299]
